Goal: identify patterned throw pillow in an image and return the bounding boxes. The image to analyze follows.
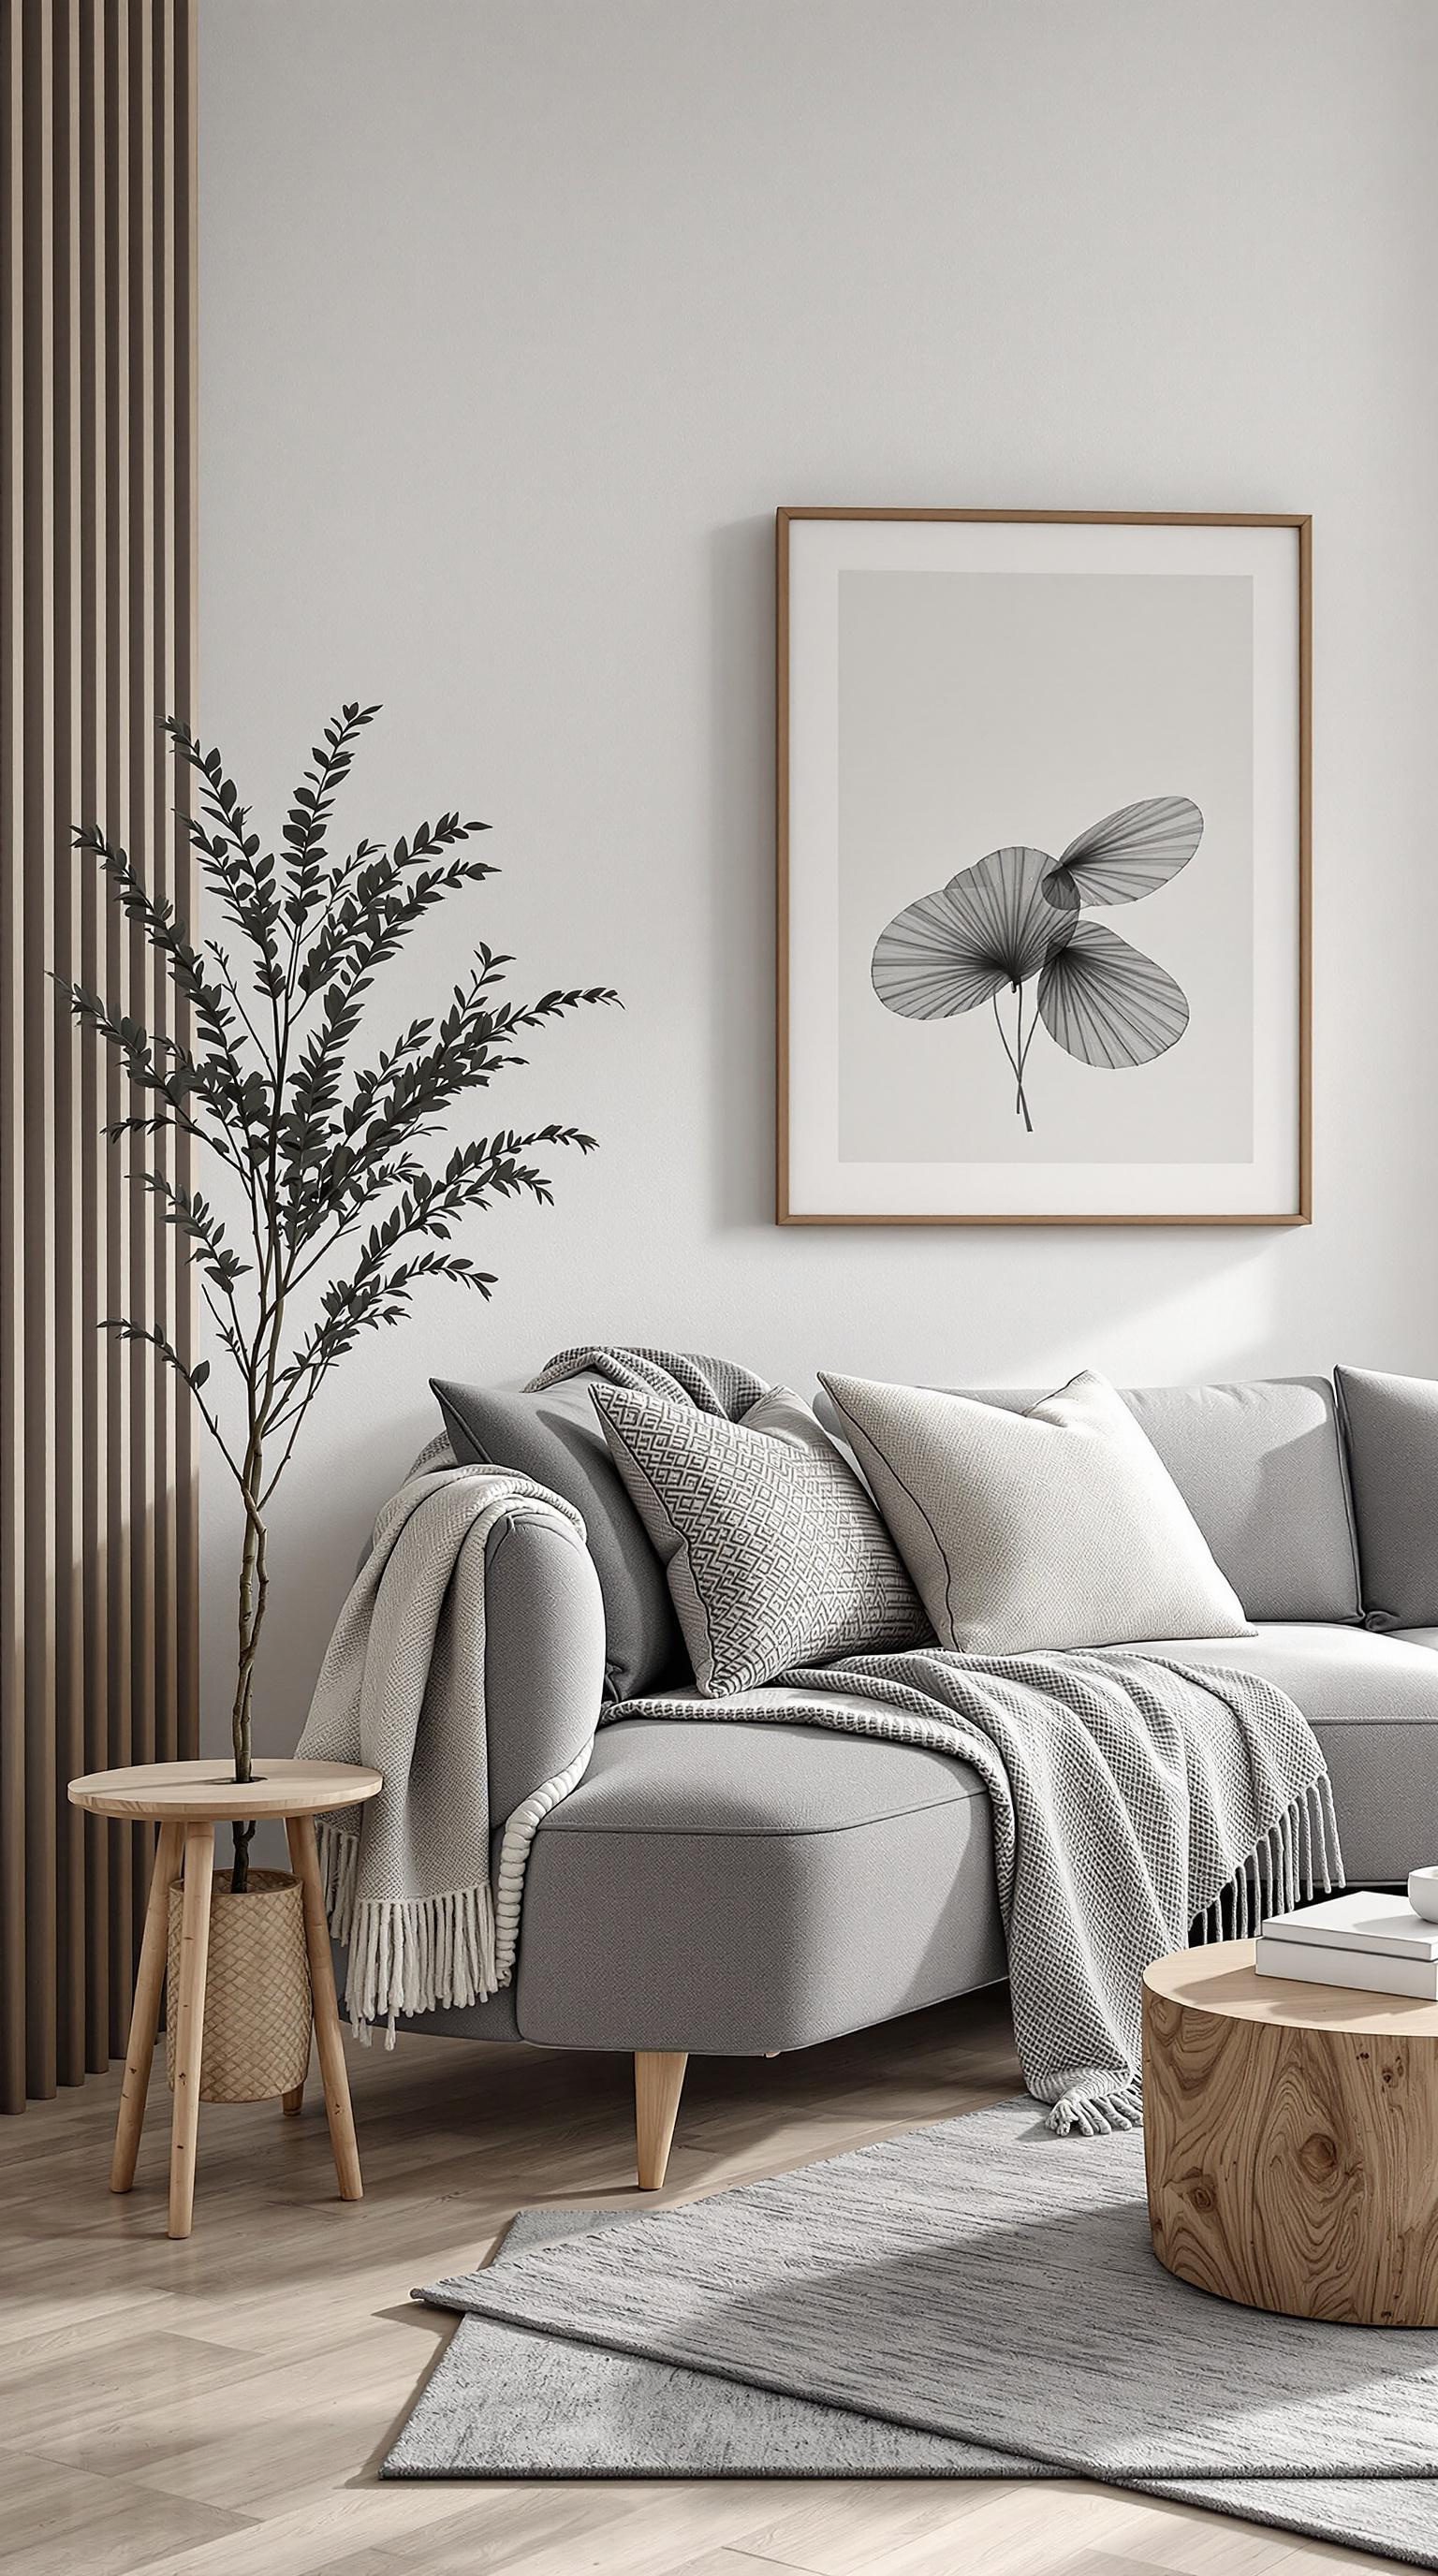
[591,1385,930,1696]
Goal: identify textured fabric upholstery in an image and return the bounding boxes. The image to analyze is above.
[352,1373,1433,2065]
[819,1369,1252,1655]
[511,1718,1005,2055]
[433,1372,682,1698]
[358,1612,1438,2057]
[917,1377,1360,1624]
[594,1384,927,1693]
[1335,1365,1438,1628]
[1147,1624,1438,1885]
[424,1632,1438,2053]
[480,1509,609,1821]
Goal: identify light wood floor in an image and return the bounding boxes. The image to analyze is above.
[0,1989,1413,2576]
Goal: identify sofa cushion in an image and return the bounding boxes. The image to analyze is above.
[432,1373,682,1701]
[381,1626,1438,2056]
[506,1624,1438,2048]
[818,1369,1252,1656]
[512,1716,1005,2054]
[1147,1623,1438,1886]
[1334,1365,1438,1629]
[915,1378,1360,1625]
[594,1385,929,1694]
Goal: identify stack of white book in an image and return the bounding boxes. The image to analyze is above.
[1255,1892,1438,1998]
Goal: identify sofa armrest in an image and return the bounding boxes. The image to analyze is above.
[481,1505,607,1821]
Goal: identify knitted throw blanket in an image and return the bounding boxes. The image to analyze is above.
[528,1342,767,1417]
[296,1465,594,2038]
[617,1652,1343,2134]
[297,1351,757,2037]
[300,1345,1344,2116]
[529,1348,1345,2135]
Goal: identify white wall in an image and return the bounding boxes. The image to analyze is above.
[198,0,1438,1753]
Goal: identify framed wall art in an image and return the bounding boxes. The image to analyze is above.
[776,508,1311,1225]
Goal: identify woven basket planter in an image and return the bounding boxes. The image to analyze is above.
[166,1867,312,2103]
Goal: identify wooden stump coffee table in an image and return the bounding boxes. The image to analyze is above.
[1143,1939,1438,2327]
[68,1759,381,2240]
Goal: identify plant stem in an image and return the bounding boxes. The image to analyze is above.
[228,1454,267,1892]
[991,987,1034,1135]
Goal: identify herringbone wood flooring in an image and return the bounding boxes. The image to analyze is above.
[0,1987,1411,2574]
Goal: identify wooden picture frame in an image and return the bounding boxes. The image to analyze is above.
[776,508,1311,1226]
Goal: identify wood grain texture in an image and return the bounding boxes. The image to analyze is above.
[635,2047,688,2188]
[167,1819,213,2237]
[1144,1939,1438,2326]
[109,1817,182,2192]
[286,1812,363,2202]
[0,0,198,2115]
[0,1986,1401,2575]
[91,1784,375,2230]
[68,1759,384,1822]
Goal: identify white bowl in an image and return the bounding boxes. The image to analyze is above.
[1409,1867,1438,1922]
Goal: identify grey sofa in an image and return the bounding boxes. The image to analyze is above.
[355,1369,1438,2187]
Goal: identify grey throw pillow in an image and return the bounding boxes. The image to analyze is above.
[431,1374,682,1699]
[592,1384,930,1697]
[817,1368,1255,1658]
[829,1375,1361,1624]
[1334,1365,1438,1628]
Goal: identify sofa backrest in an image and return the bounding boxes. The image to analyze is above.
[917,1378,1361,1626]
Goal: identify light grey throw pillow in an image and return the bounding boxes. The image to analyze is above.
[817,1368,1255,1658]
[1334,1364,1438,1628]
[592,1384,930,1696]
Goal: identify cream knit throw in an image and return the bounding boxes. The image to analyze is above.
[297,1465,590,2039]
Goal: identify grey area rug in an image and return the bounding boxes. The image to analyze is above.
[386,2098,1438,2569]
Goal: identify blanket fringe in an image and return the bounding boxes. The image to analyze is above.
[1191,1776,1342,1956]
[315,1817,360,1939]
[615,1662,1344,2144]
[345,1882,499,2046]
[314,1747,593,2045]
[1060,1776,1344,2137]
[1048,2080,1144,2138]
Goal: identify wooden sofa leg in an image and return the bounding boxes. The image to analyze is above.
[635,2050,688,2189]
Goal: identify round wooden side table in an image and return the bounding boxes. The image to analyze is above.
[1143,1938,1438,2327]
[68,1759,382,2240]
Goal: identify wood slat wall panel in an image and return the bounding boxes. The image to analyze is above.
[172,0,197,1778]
[54,0,87,2089]
[21,0,59,2109]
[1,0,28,2117]
[102,0,136,2042]
[0,0,198,2113]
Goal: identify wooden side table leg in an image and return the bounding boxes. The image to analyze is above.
[286,1813,362,2202]
[110,1822,185,2193]
[281,2081,304,2117]
[168,1822,214,2239]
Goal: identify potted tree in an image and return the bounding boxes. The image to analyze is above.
[63,705,616,2105]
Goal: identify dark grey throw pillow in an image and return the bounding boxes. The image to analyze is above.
[593,1383,930,1696]
[1335,1365,1438,1629]
[431,1374,682,1699]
